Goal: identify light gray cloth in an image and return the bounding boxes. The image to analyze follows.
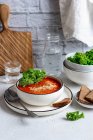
[59,0,93,47]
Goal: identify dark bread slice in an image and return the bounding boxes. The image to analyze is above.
[53,98,71,107]
[78,85,91,104]
[85,90,93,103]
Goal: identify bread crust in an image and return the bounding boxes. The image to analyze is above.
[85,90,93,103]
[53,98,71,107]
[78,85,91,104]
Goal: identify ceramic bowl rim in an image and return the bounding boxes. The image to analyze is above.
[63,61,93,73]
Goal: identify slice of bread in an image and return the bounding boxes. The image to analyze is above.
[78,85,91,104]
[85,90,93,103]
[53,98,71,107]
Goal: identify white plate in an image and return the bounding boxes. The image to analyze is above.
[4,85,73,116]
[75,93,93,109]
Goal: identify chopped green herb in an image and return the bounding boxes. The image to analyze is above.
[66,111,84,121]
[67,49,93,65]
[19,68,46,87]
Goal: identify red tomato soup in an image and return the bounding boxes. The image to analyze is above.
[18,77,62,94]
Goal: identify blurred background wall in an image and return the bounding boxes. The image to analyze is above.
[0,0,92,67]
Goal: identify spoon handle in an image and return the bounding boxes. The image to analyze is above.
[18,100,38,117]
[7,88,38,117]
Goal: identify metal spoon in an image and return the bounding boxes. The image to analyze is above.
[5,89,38,117]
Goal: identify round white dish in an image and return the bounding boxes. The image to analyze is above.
[75,93,93,109]
[65,52,93,72]
[63,61,93,85]
[16,76,64,106]
[4,85,73,116]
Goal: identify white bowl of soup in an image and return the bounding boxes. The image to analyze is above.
[16,76,64,106]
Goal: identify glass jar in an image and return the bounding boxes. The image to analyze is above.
[42,33,62,76]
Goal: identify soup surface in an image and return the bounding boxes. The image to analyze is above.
[18,77,61,94]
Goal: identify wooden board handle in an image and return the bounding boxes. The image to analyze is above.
[0,4,10,30]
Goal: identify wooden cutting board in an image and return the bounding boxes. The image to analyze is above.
[0,4,33,75]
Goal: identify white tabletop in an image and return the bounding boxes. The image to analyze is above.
[0,74,93,140]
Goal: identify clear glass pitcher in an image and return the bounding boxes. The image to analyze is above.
[42,33,62,76]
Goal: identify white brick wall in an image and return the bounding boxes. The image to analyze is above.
[40,0,59,13]
[0,0,92,68]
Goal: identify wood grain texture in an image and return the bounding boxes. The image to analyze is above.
[0,4,33,75]
[0,29,33,75]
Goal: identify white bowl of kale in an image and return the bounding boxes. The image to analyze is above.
[63,61,93,85]
[65,49,93,72]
